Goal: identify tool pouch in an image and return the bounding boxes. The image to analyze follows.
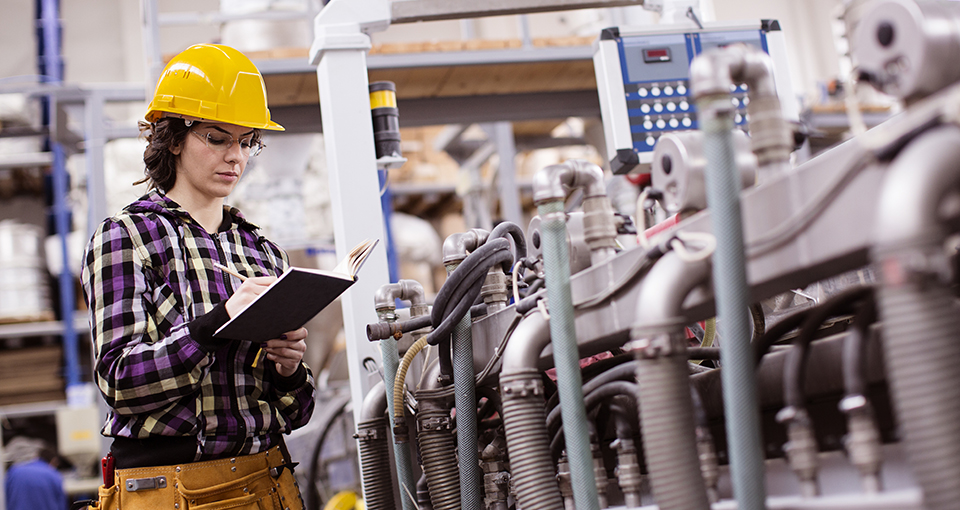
[95,446,302,510]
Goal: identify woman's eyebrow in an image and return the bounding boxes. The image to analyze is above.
[209,125,255,137]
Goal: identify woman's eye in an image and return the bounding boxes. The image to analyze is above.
[207,134,229,146]
[239,139,254,149]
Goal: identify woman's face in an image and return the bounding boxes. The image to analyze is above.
[169,122,255,202]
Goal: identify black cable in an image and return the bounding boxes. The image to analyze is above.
[305,393,353,510]
[843,294,877,398]
[784,286,873,410]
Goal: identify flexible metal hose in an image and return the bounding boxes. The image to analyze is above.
[700,108,766,509]
[873,125,960,510]
[537,199,600,510]
[501,370,565,510]
[358,382,395,510]
[394,336,429,424]
[449,262,482,510]
[418,403,462,510]
[635,336,710,510]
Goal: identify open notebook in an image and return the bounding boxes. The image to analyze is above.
[215,239,378,342]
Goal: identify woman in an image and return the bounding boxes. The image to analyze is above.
[81,44,314,509]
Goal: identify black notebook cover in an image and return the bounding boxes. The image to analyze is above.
[214,267,356,343]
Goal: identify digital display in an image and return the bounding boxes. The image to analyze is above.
[643,48,671,63]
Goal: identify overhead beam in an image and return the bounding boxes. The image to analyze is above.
[391,0,645,23]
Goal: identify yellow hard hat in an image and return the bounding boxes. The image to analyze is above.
[145,43,284,131]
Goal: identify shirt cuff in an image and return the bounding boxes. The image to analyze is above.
[271,363,307,393]
[188,301,232,352]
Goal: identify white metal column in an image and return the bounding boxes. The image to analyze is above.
[311,2,392,426]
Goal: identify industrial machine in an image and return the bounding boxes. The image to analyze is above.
[336,1,960,509]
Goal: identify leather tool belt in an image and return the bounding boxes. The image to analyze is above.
[90,446,303,510]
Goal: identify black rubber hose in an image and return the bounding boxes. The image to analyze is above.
[687,347,721,360]
[784,286,873,410]
[843,295,877,398]
[546,361,639,439]
[428,239,513,346]
[545,353,635,412]
[522,278,545,298]
[490,221,527,272]
[754,307,814,366]
[550,380,639,456]
[516,289,545,314]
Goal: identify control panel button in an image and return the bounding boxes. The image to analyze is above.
[643,120,654,130]
[653,103,664,113]
[735,113,743,123]
[669,118,679,128]
[682,117,692,127]
[651,86,661,96]
[656,119,666,129]
[639,88,649,97]
[640,104,651,114]
[666,102,676,112]
[742,96,750,106]
[679,100,689,111]
[646,136,656,146]
[677,84,687,95]
[664,85,674,95]
[731,97,740,107]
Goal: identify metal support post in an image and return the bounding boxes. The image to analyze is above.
[84,92,108,233]
[484,122,523,227]
[311,0,392,427]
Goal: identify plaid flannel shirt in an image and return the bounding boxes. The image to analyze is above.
[81,190,316,460]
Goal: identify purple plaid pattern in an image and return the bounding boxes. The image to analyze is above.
[81,190,315,460]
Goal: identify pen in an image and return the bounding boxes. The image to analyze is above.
[213,262,265,368]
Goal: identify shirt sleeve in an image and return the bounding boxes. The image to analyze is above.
[81,218,214,416]
[268,362,316,430]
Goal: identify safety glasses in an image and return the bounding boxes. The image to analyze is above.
[191,129,264,157]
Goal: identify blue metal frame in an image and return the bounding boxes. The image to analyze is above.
[39,0,82,390]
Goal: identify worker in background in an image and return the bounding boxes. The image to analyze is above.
[80,44,315,509]
[4,437,67,510]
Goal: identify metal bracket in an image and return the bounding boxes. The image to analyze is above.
[125,476,167,492]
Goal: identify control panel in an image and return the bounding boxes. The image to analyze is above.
[594,21,797,174]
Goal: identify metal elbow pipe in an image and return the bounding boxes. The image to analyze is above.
[375,279,428,312]
[532,159,607,204]
[442,229,489,265]
[501,311,551,373]
[690,44,776,100]
[630,252,711,510]
[691,44,791,173]
[361,380,389,421]
[872,125,960,510]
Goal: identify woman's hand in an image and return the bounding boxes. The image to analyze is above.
[224,276,276,318]
[264,327,308,377]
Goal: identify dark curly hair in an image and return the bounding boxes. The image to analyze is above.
[136,117,262,192]
[136,117,192,192]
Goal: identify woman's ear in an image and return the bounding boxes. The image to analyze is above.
[170,142,182,156]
